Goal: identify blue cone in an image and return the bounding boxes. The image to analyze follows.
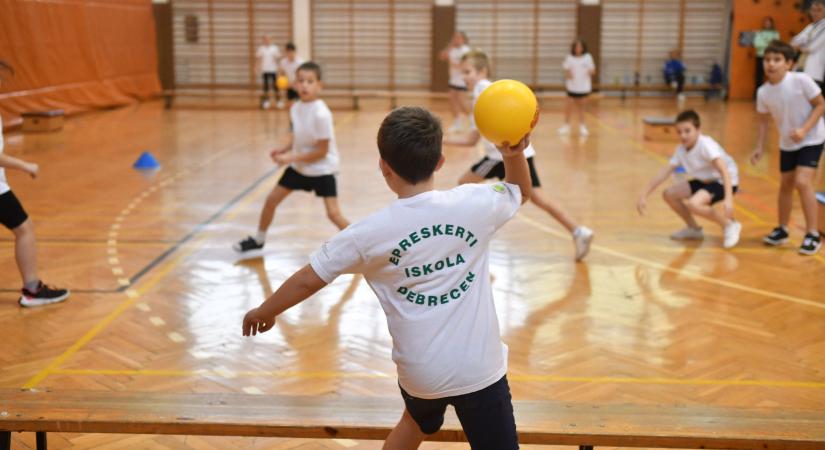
[133,151,160,170]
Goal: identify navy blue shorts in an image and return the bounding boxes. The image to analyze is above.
[0,191,29,230]
[399,376,518,449]
[780,143,823,172]
[688,180,738,204]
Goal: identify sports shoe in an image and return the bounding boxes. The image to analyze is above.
[763,226,789,246]
[670,226,704,241]
[557,124,571,135]
[573,226,594,261]
[722,220,741,249]
[276,100,285,109]
[19,282,69,308]
[579,124,589,136]
[799,233,821,255]
[233,236,264,253]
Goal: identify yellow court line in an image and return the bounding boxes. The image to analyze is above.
[587,112,825,264]
[22,165,286,389]
[518,214,824,310]
[48,369,825,389]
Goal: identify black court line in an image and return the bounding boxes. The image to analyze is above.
[120,165,281,292]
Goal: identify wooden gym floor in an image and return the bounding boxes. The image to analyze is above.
[1,96,823,449]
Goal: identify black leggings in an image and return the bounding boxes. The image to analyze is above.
[261,72,280,99]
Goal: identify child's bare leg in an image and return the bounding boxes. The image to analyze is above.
[448,90,463,121]
[458,170,485,185]
[576,98,586,125]
[794,167,819,233]
[662,182,700,228]
[257,185,292,233]
[323,196,350,230]
[529,188,578,233]
[383,409,427,450]
[564,96,572,124]
[778,171,795,227]
[12,219,38,286]
[685,191,729,228]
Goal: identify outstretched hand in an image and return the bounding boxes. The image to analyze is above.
[242,307,276,336]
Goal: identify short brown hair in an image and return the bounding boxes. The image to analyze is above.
[676,109,701,128]
[377,107,442,184]
[461,50,490,73]
[764,40,796,62]
[296,61,322,80]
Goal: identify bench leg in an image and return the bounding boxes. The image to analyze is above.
[36,431,47,450]
[1,431,10,450]
[579,446,593,450]
[353,96,360,111]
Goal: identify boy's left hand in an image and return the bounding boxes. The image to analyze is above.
[242,307,275,336]
[273,153,294,165]
[790,128,805,143]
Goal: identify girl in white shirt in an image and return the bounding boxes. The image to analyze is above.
[439,31,471,133]
[559,39,596,136]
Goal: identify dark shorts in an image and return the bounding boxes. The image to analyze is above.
[287,88,299,101]
[277,166,337,197]
[0,191,29,230]
[471,156,541,187]
[448,84,468,92]
[400,375,518,450]
[566,91,590,98]
[780,143,824,172]
[262,72,277,94]
[688,179,738,204]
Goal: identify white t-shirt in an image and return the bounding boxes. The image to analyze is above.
[668,135,739,185]
[562,53,595,94]
[256,45,281,73]
[279,56,305,85]
[757,72,825,150]
[0,115,8,195]
[289,99,339,176]
[791,19,825,82]
[471,79,536,161]
[310,182,522,399]
[448,45,471,87]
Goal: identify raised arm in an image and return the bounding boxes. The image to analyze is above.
[498,135,532,204]
[242,264,327,336]
[0,153,38,178]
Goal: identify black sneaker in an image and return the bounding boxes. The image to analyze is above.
[799,233,822,255]
[19,282,70,308]
[763,226,789,246]
[233,236,264,253]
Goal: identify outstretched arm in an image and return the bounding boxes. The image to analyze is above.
[637,165,676,215]
[242,264,328,336]
[0,153,38,178]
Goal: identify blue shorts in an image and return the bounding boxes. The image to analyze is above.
[399,375,518,449]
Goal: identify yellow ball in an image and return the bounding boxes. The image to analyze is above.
[276,75,289,90]
[473,79,539,147]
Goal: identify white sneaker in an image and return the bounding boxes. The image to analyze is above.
[723,220,741,249]
[261,100,271,110]
[557,124,571,135]
[276,100,285,109]
[670,226,704,241]
[579,124,589,136]
[573,226,594,261]
[449,121,463,133]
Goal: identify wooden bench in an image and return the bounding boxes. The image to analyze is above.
[643,116,680,142]
[20,110,64,132]
[1,389,823,450]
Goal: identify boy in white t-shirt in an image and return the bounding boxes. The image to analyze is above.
[637,110,742,249]
[445,50,594,261]
[438,31,471,133]
[751,41,825,255]
[243,106,532,449]
[234,62,350,253]
[0,61,70,307]
[558,39,596,136]
[255,35,281,109]
[278,42,304,109]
